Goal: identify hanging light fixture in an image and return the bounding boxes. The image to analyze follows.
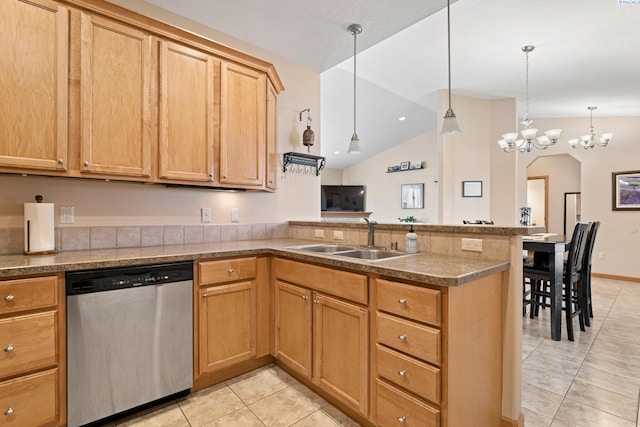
[441,0,461,135]
[568,106,613,149]
[497,46,562,153]
[347,24,362,154]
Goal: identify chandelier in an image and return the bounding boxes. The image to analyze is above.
[568,106,613,149]
[497,46,562,153]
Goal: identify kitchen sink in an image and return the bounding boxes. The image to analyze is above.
[285,244,412,261]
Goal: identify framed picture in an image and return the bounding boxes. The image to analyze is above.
[400,161,410,171]
[462,181,483,197]
[612,170,640,210]
[401,183,424,209]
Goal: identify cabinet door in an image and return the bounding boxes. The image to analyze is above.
[265,80,278,191]
[274,281,312,377]
[80,13,152,178]
[313,293,369,416]
[158,41,214,182]
[199,281,256,374]
[0,0,68,171]
[219,61,266,186]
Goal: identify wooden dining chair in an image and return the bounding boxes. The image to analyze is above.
[524,222,589,341]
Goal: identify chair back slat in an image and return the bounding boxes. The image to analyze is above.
[566,222,589,279]
[582,221,600,273]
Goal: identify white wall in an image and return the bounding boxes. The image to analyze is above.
[519,116,640,278]
[341,131,439,223]
[0,1,322,230]
[321,169,343,186]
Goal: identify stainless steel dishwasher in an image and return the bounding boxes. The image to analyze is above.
[66,261,193,427]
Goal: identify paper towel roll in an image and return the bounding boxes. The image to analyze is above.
[24,202,56,253]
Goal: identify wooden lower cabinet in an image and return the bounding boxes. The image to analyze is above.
[274,259,369,417]
[0,274,64,426]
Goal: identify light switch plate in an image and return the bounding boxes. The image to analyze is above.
[333,230,344,240]
[231,208,239,223]
[201,208,211,223]
[315,229,324,238]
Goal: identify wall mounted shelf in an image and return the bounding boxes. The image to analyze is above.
[283,152,326,176]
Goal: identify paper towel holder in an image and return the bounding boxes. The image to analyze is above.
[24,194,59,256]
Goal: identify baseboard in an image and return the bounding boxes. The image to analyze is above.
[192,355,274,392]
[501,413,524,427]
[592,272,640,283]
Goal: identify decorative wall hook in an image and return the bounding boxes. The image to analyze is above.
[299,108,314,152]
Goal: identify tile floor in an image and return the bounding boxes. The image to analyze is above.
[522,277,640,426]
[110,276,639,427]
[108,364,360,426]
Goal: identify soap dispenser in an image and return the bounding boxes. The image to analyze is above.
[405,224,418,253]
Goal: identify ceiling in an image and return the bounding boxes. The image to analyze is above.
[111,0,640,169]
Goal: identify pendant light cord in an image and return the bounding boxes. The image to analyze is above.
[447,0,452,110]
[525,49,530,121]
[353,29,357,135]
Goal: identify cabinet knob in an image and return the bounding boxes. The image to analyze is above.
[397,369,406,377]
[4,345,14,353]
[4,295,14,301]
[84,161,89,167]
[313,300,319,305]
[58,159,64,165]
[228,268,235,273]
[223,175,227,179]
[202,294,208,299]
[4,408,14,416]
[302,296,308,301]
[397,416,406,424]
[398,298,407,304]
[398,334,407,341]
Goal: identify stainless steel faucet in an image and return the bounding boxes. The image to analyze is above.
[364,218,378,247]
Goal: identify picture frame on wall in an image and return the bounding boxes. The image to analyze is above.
[462,181,483,197]
[612,170,640,211]
[400,161,410,171]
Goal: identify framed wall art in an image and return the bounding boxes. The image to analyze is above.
[401,183,424,209]
[612,170,640,210]
[462,181,483,197]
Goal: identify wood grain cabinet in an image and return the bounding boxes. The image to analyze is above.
[0,274,65,427]
[78,12,153,179]
[265,80,278,191]
[274,258,369,417]
[0,0,69,173]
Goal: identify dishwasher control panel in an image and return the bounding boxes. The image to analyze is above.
[66,261,193,295]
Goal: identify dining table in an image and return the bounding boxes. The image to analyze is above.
[523,234,570,341]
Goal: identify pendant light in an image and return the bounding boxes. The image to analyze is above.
[347,24,362,154]
[441,0,461,135]
[568,106,613,149]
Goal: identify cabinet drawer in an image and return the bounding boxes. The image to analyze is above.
[376,379,440,427]
[274,258,367,304]
[376,344,440,404]
[0,311,57,378]
[376,279,441,326]
[199,257,256,285]
[377,312,440,365]
[0,276,58,315]
[0,369,57,426]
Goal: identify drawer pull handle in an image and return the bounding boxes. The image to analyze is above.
[397,369,406,377]
[398,298,407,304]
[4,408,14,416]
[4,295,14,301]
[228,268,235,273]
[4,346,14,353]
[398,334,407,341]
[397,416,406,424]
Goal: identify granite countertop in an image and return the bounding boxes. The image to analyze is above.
[0,239,509,286]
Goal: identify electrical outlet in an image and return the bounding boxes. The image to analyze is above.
[333,230,344,240]
[201,208,211,223]
[461,238,482,252]
[315,229,324,238]
[598,252,605,260]
[231,208,239,223]
[60,206,74,224]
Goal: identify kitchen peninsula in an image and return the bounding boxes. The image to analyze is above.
[0,223,532,427]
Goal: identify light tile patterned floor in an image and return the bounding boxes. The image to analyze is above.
[112,364,360,426]
[522,277,640,427]
[112,276,639,427]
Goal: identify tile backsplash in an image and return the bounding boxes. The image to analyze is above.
[0,223,289,255]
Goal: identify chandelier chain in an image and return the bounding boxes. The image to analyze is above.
[524,50,530,121]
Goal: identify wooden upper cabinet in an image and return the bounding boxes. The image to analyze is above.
[79,13,152,178]
[0,0,68,172]
[158,41,215,182]
[219,61,266,187]
[266,80,278,191]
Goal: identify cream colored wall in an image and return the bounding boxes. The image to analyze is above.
[320,168,343,186]
[0,1,322,231]
[519,116,640,278]
[341,131,439,223]
[527,155,581,234]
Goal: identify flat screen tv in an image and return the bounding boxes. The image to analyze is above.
[321,185,366,212]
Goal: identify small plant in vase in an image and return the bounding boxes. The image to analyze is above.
[398,216,416,223]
